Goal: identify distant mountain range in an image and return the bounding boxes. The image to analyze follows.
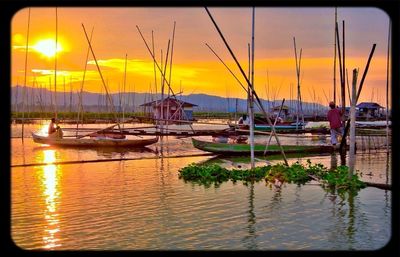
[11,85,328,114]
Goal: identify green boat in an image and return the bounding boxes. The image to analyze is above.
[191,137,335,155]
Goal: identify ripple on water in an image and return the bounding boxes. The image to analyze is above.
[11,137,392,250]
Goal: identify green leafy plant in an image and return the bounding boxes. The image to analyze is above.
[179,161,366,193]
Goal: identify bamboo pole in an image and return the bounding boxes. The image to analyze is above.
[264,98,285,155]
[151,30,159,128]
[205,44,247,90]
[204,7,288,166]
[54,7,58,119]
[63,77,66,111]
[341,20,346,114]
[293,37,303,129]
[349,69,358,175]
[69,76,73,113]
[339,44,376,151]
[249,7,255,168]
[21,8,31,142]
[136,26,194,129]
[333,7,337,104]
[386,21,391,153]
[161,40,171,134]
[167,21,176,131]
[123,53,128,128]
[81,23,122,133]
[335,22,343,107]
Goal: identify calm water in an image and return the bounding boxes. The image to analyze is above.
[11,123,392,250]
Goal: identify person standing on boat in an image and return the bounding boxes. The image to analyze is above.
[327,101,344,145]
[48,118,63,138]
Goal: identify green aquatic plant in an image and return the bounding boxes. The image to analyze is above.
[179,163,270,184]
[179,160,366,192]
[319,165,366,192]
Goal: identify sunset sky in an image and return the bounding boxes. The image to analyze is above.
[11,7,391,106]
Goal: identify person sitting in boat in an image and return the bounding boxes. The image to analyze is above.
[212,135,228,143]
[48,118,63,138]
[237,114,250,129]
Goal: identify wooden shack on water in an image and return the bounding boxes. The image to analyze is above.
[356,102,385,119]
[140,97,197,122]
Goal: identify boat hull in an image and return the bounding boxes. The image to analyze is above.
[192,138,334,155]
[32,133,158,147]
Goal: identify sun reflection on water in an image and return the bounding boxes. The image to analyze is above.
[41,150,62,249]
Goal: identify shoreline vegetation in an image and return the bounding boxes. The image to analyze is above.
[11,111,241,122]
[11,111,390,123]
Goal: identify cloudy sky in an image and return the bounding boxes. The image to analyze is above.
[11,7,391,106]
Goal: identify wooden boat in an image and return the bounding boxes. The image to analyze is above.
[32,132,158,147]
[192,137,334,155]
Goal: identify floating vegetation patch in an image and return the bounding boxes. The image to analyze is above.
[178,160,366,193]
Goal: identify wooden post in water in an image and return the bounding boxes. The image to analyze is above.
[349,69,358,176]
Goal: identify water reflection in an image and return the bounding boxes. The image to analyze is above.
[41,150,62,249]
[242,182,257,249]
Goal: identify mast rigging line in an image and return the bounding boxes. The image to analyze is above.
[76,26,94,138]
[136,25,195,132]
[81,23,122,133]
[204,6,288,166]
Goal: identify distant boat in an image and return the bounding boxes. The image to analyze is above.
[191,137,334,155]
[32,132,158,148]
[254,123,302,131]
[228,122,305,133]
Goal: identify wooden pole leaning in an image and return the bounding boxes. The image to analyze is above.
[204,7,288,166]
[339,44,377,151]
[81,23,122,133]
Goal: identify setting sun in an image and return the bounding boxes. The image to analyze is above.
[32,39,62,58]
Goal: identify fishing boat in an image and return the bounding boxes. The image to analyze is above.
[192,137,334,155]
[32,132,158,147]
